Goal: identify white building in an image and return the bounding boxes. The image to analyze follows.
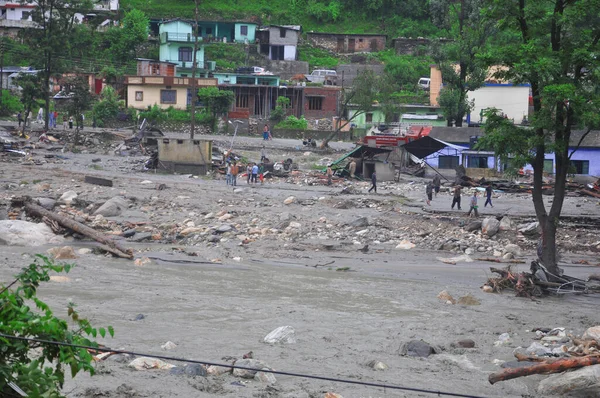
[467,83,530,124]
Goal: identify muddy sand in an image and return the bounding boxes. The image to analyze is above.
[1,135,599,398]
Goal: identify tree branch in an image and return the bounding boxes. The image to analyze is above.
[568,128,592,160]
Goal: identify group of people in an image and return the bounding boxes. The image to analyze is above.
[17,108,83,130]
[225,162,266,186]
[425,175,495,218]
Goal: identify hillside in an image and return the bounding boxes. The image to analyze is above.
[120,0,443,38]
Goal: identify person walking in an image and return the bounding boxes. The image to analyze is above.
[246,164,252,184]
[63,114,68,130]
[433,174,441,197]
[230,162,238,186]
[36,107,44,124]
[53,111,58,128]
[484,184,494,207]
[467,191,479,217]
[259,163,265,185]
[451,185,462,210]
[68,116,74,129]
[326,164,333,186]
[251,163,259,184]
[348,159,356,178]
[225,162,231,185]
[368,171,377,193]
[260,145,267,162]
[425,181,434,205]
[17,112,23,127]
[48,110,55,129]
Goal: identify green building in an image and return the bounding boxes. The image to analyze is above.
[348,104,446,129]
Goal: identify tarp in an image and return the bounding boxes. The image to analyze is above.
[403,136,464,159]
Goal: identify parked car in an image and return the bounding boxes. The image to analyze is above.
[418,77,431,90]
[306,69,337,85]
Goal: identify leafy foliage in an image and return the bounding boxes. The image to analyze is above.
[0,255,113,397]
[93,86,121,126]
[375,50,432,90]
[270,96,290,122]
[204,43,247,71]
[105,9,149,64]
[276,115,308,129]
[298,45,340,70]
[198,87,234,131]
[0,90,23,116]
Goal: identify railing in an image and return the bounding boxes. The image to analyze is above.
[160,32,203,43]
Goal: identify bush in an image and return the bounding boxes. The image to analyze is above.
[276,115,308,130]
[0,255,113,397]
[0,90,23,116]
[92,86,121,125]
[270,97,290,123]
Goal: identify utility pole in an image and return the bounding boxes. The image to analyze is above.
[190,0,200,139]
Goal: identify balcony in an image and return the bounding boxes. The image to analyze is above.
[160,32,203,44]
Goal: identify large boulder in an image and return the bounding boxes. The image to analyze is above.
[465,221,482,232]
[499,216,513,231]
[264,326,296,344]
[503,244,523,257]
[0,220,64,246]
[537,364,600,396]
[481,217,500,237]
[582,326,600,343]
[232,359,271,378]
[93,196,129,217]
[519,222,540,237]
[399,340,437,358]
[348,217,369,228]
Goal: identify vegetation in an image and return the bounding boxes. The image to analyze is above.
[204,43,247,71]
[270,96,290,123]
[476,0,600,275]
[0,255,113,397]
[0,90,23,116]
[298,45,340,70]
[198,87,235,131]
[276,115,308,130]
[137,105,213,125]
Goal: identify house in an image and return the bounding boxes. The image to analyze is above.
[125,59,217,110]
[0,0,36,35]
[159,20,206,76]
[223,85,304,119]
[306,32,386,53]
[429,65,531,124]
[348,104,446,130]
[423,127,600,176]
[257,25,301,61]
[1,66,36,90]
[196,20,257,43]
[303,86,341,119]
[93,0,119,11]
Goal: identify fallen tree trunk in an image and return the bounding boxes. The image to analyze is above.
[23,201,133,259]
[489,355,600,384]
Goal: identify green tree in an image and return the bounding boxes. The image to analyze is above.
[15,73,45,137]
[431,0,491,126]
[21,0,93,130]
[105,9,149,64]
[0,255,113,397]
[477,0,600,275]
[197,87,234,132]
[270,96,291,123]
[93,86,120,126]
[60,76,94,132]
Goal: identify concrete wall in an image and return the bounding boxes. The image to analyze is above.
[159,21,191,36]
[522,148,600,176]
[158,138,212,174]
[337,64,385,87]
[127,85,188,110]
[430,66,443,106]
[5,6,33,20]
[268,27,299,46]
[234,23,256,43]
[262,60,308,80]
[467,85,530,124]
[307,33,386,53]
[348,109,385,129]
[393,38,431,55]
[159,43,204,68]
[304,87,339,118]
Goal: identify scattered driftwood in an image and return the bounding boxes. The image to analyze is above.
[484,261,600,297]
[580,189,600,199]
[22,200,133,259]
[476,257,526,264]
[84,175,113,187]
[489,355,600,384]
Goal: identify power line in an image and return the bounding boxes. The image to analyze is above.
[0,333,489,398]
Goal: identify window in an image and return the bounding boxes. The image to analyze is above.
[179,47,192,62]
[21,11,30,20]
[135,91,143,101]
[279,28,286,38]
[570,160,590,175]
[160,90,177,104]
[307,96,323,111]
[151,63,160,75]
[197,27,202,36]
[467,156,488,168]
[206,27,212,35]
[236,93,249,108]
[439,156,459,169]
[240,25,248,36]
[365,113,373,123]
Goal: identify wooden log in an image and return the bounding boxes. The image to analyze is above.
[23,201,133,259]
[489,355,600,384]
[84,175,113,187]
[580,189,600,199]
[514,352,561,363]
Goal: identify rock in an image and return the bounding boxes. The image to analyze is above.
[204,212,214,219]
[93,197,128,217]
[284,196,295,205]
[77,248,92,255]
[59,190,78,205]
[216,224,233,233]
[133,314,145,321]
[501,360,538,369]
[465,221,482,232]
[502,253,514,260]
[481,217,501,237]
[47,246,77,260]
[503,244,522,257]
[107,353,135,363]
[37,197,56,210]
[130,232,152,242]
[537,364,600,396]
[123,229,136,238]
[437,290,456,304]
[207,365,232,375]
[582,326,600,343]
[457,294,480,305]
[233,359,270,378]
[348,217,369,228]
[233,188,244,193]
[218,213,233,221]
[255,369,277,384]
[395,240,415,250]
[494,333,511,347]
[180,227,204,236]
[400,340,437,358]
[129,357,175,370]
[264,326,296,344]
[482,285,494,293]
[367,360,388,371]
[493,250,502,257]
[288,222,301,229]
[465,248,475,255]
[161,341,177,350]
[184,364,207,376]
[49,276,71,283]
[499,216,513,231]
[0,220,64,246]
[456,339,476,348]
[519,221,540,237]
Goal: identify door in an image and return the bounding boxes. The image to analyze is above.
[348,38,356,53]
[94,78,103,95]
[337,38,344,52]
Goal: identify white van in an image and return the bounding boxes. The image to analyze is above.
[418,77,431,89]
[306,70,337,84]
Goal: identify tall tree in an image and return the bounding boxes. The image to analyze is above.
[15,73,44,137]
[105,9,149,64]
[477,0,600,275]
[21,0,93,130]
[430,0,491,126]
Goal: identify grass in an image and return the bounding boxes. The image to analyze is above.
[88,164,103,170]
[336,267,351,272]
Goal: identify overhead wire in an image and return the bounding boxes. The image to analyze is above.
[0,333,489,398]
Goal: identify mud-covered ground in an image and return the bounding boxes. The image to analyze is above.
[1,131,600,398]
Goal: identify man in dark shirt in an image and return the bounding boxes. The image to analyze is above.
[368,172,377,193]
[451,185,462,210]
[484,184,494,207]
